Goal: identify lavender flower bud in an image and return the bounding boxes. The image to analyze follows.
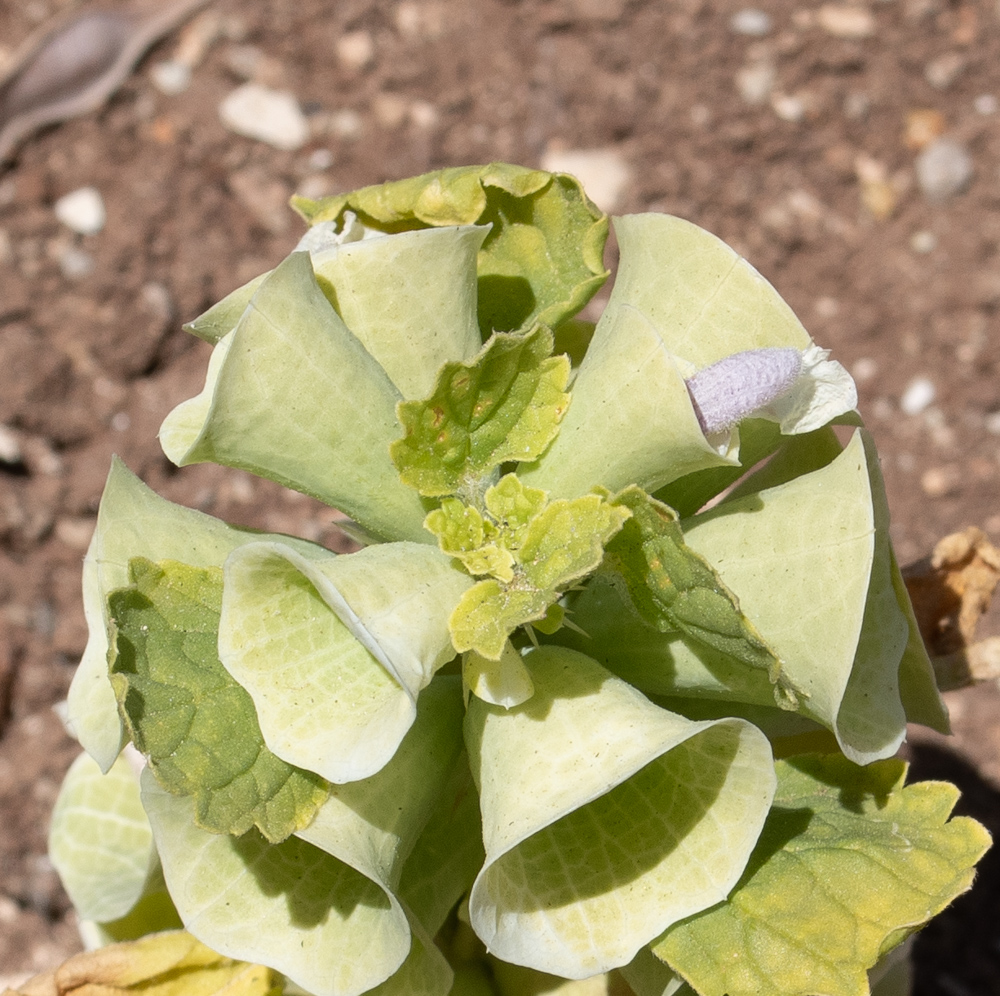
[685,347,803,435]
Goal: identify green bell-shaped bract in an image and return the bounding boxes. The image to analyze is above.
[520,213,838,499]
[67,459,327,774]
[218,541,472,783]
[310,224,489,400]
[49,750,158,925]
[141,678,465,996]
[464,645,775,980]
[185,224,489,405]
[159,251,428,544]
[560,429,946,765]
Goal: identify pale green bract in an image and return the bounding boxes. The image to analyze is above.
[49,164,986,996]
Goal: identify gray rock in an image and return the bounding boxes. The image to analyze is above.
[916,138,973,200]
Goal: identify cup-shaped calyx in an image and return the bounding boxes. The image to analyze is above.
[464,646,775,979]
[141,678,466,996]
[159,251,429,543]
[520,213,857,499]
[218,540,473,783]
[564,429,947,765]
[292,162,610,336]
[67,457,328,773]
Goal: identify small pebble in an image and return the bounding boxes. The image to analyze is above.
[329,109,363,138]
[337,30,375,69]
[924,51,965,90]
[974,94,998,115]
[984,411,1000,436]
[816,4,876,38]
[307,148,334,170]
[150,59,191,96]
[910,230,937,253]
[409,100,439,130]
[915,138,973,200]
[111,412,131,432]
[900,376,935,415]
[852,357,878,382]
[921,465,961,498]
[730,8,772,36]
[58,245,95,280]
[219,83,309,150]
[843,91,870,120]
[540,147,631,213]
[0,424,21,464]
[54,186,105,235]
[55,517,95,551]
[736,60,776,104]
[771,93,806,122]
[904,108,946,150]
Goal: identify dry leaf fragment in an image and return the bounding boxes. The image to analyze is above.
[903,526,1000,690]
[2,931,280,996]
[0,0,213,163]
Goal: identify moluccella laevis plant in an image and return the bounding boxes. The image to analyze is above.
[45,164,989,996]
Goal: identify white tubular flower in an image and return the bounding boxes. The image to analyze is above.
[686,344,857,438]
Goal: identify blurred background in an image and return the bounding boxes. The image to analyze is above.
[0,0,999,991]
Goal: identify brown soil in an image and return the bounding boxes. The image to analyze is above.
[1,0,999,992]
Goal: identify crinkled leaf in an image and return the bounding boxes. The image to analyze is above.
[484,474,548,547]
[292,163,609,335]
[108,558,328,842]
[654,754,991,996]
[425,499,514,582]
[464,646,775,979]
[4,930,280,996]
[69,458,325,774]
[602,486,794,709]
[449,494,629,658]
[48,751,156,924]
[392,326,570,498]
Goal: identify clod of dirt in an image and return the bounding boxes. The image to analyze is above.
[0,0,213,164]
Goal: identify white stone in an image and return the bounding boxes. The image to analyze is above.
[817,4,876,38]
[337,30,375,69]
[900,376,935,415]
[771,92,806,122]
[329,109,363,138]
[58,245,95,280]
[54,186,105,235]
[910,230,937,253]
[730,8,772,35]
[150,59,191,96]
[0,424,21,464]
[540,147,631,213]
[984,411,1000,436]
[924,51,965,90]
[852,357,877,382]
[915,138,973,200]
[219,83,309,150]
[736,61,775,105]
[974,94,998,115]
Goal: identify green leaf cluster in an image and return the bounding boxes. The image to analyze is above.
[47,165,990,996]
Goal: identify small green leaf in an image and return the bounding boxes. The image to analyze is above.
[448,493,630,659]
[654,754,992,996]
[602,486,794,708]
[108,558,328,843]
[518,494,630,590]
[484,474,548,547]
[392,326,571,498]
[292,163,610,335]
[451,580,551,660]
[425,498,514,581]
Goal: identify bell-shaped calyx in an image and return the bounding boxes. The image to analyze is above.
[520,213,856,499]
[141,677,466,996]
[217,540,472,783]
[159,251,429,544]
[463,645,775,979]
[68,458,329,773]
[563,428,947,765]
